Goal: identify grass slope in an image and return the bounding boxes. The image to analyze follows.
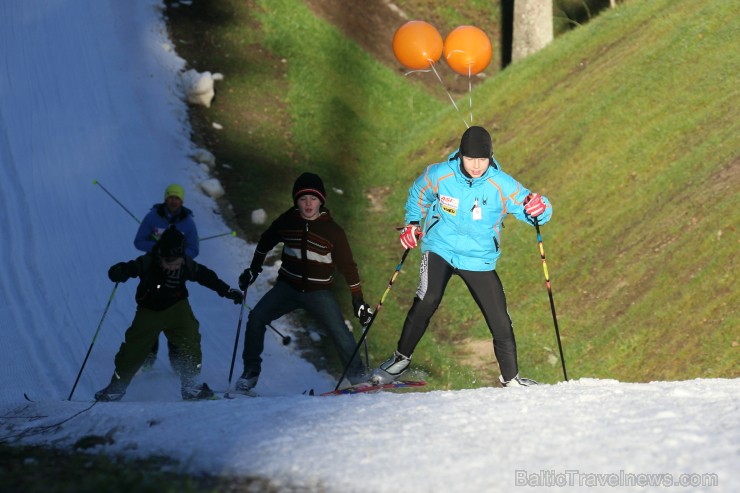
[168,0,738,389]
[482,0,739,384]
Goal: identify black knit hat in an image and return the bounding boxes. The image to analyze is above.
[459,126,492,158]
[292,172,326,205]
[155,226,185,258]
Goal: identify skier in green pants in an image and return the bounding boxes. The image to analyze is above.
[95,226,242,401]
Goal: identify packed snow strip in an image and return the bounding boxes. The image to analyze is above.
[0,0,333,406]
[2,378,738,493]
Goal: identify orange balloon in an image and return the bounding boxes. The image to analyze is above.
[392,21,443,70]
[443,26,493,76]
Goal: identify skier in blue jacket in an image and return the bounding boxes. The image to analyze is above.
[372,126,552,387]
[134,183,199,258]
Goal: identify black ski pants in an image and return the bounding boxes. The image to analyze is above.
[397,251,519,381]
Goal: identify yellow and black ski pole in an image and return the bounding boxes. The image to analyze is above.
[534,218,568,381]
[334,248,411,391]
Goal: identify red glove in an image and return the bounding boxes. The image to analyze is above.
[399,224,421,249]
[524,193,546,217]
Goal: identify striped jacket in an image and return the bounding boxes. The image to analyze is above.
[251,207,364,299]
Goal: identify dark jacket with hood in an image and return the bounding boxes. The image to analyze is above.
[114,254,230,311]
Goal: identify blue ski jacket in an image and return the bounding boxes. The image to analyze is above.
[405,151,552,271]
[134,203,199,258]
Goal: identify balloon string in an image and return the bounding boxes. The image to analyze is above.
[428,63,469,129]
[468,65,473,124]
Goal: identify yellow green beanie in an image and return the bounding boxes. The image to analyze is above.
[164,184,185,201]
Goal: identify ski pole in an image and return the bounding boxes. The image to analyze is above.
[334,248,412,391]
[93,180,141,223]
[224,290,248,398]
[534,218,568,381]
[225,295,290,397]
[243,304,291,345]
[68,283,119,400]
[93,179,235,242]
[363,336,370,374]
[199,231,237,241]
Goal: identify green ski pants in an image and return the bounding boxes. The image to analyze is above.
[110,300,202,389]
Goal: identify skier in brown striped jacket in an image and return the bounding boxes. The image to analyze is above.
[236,173,372,392]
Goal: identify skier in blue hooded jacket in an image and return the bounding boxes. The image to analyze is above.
[372,126,552,387]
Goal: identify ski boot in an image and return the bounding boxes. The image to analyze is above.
[499,374,539,387]
[235,370,260,393]
[94,380,127,402]
[181,382,215,400]
[371,351,411,385]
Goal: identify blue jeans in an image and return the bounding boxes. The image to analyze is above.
[242,280,364,379]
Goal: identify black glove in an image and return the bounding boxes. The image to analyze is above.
[224,288,243,305]
[238,266,261,290]
[108,262,130,283]
[352,298,373,326]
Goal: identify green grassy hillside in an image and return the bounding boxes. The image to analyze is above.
[168,0,738,388]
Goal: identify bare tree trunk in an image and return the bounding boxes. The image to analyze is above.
[501,0,514,67]
[512,0,553,62]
